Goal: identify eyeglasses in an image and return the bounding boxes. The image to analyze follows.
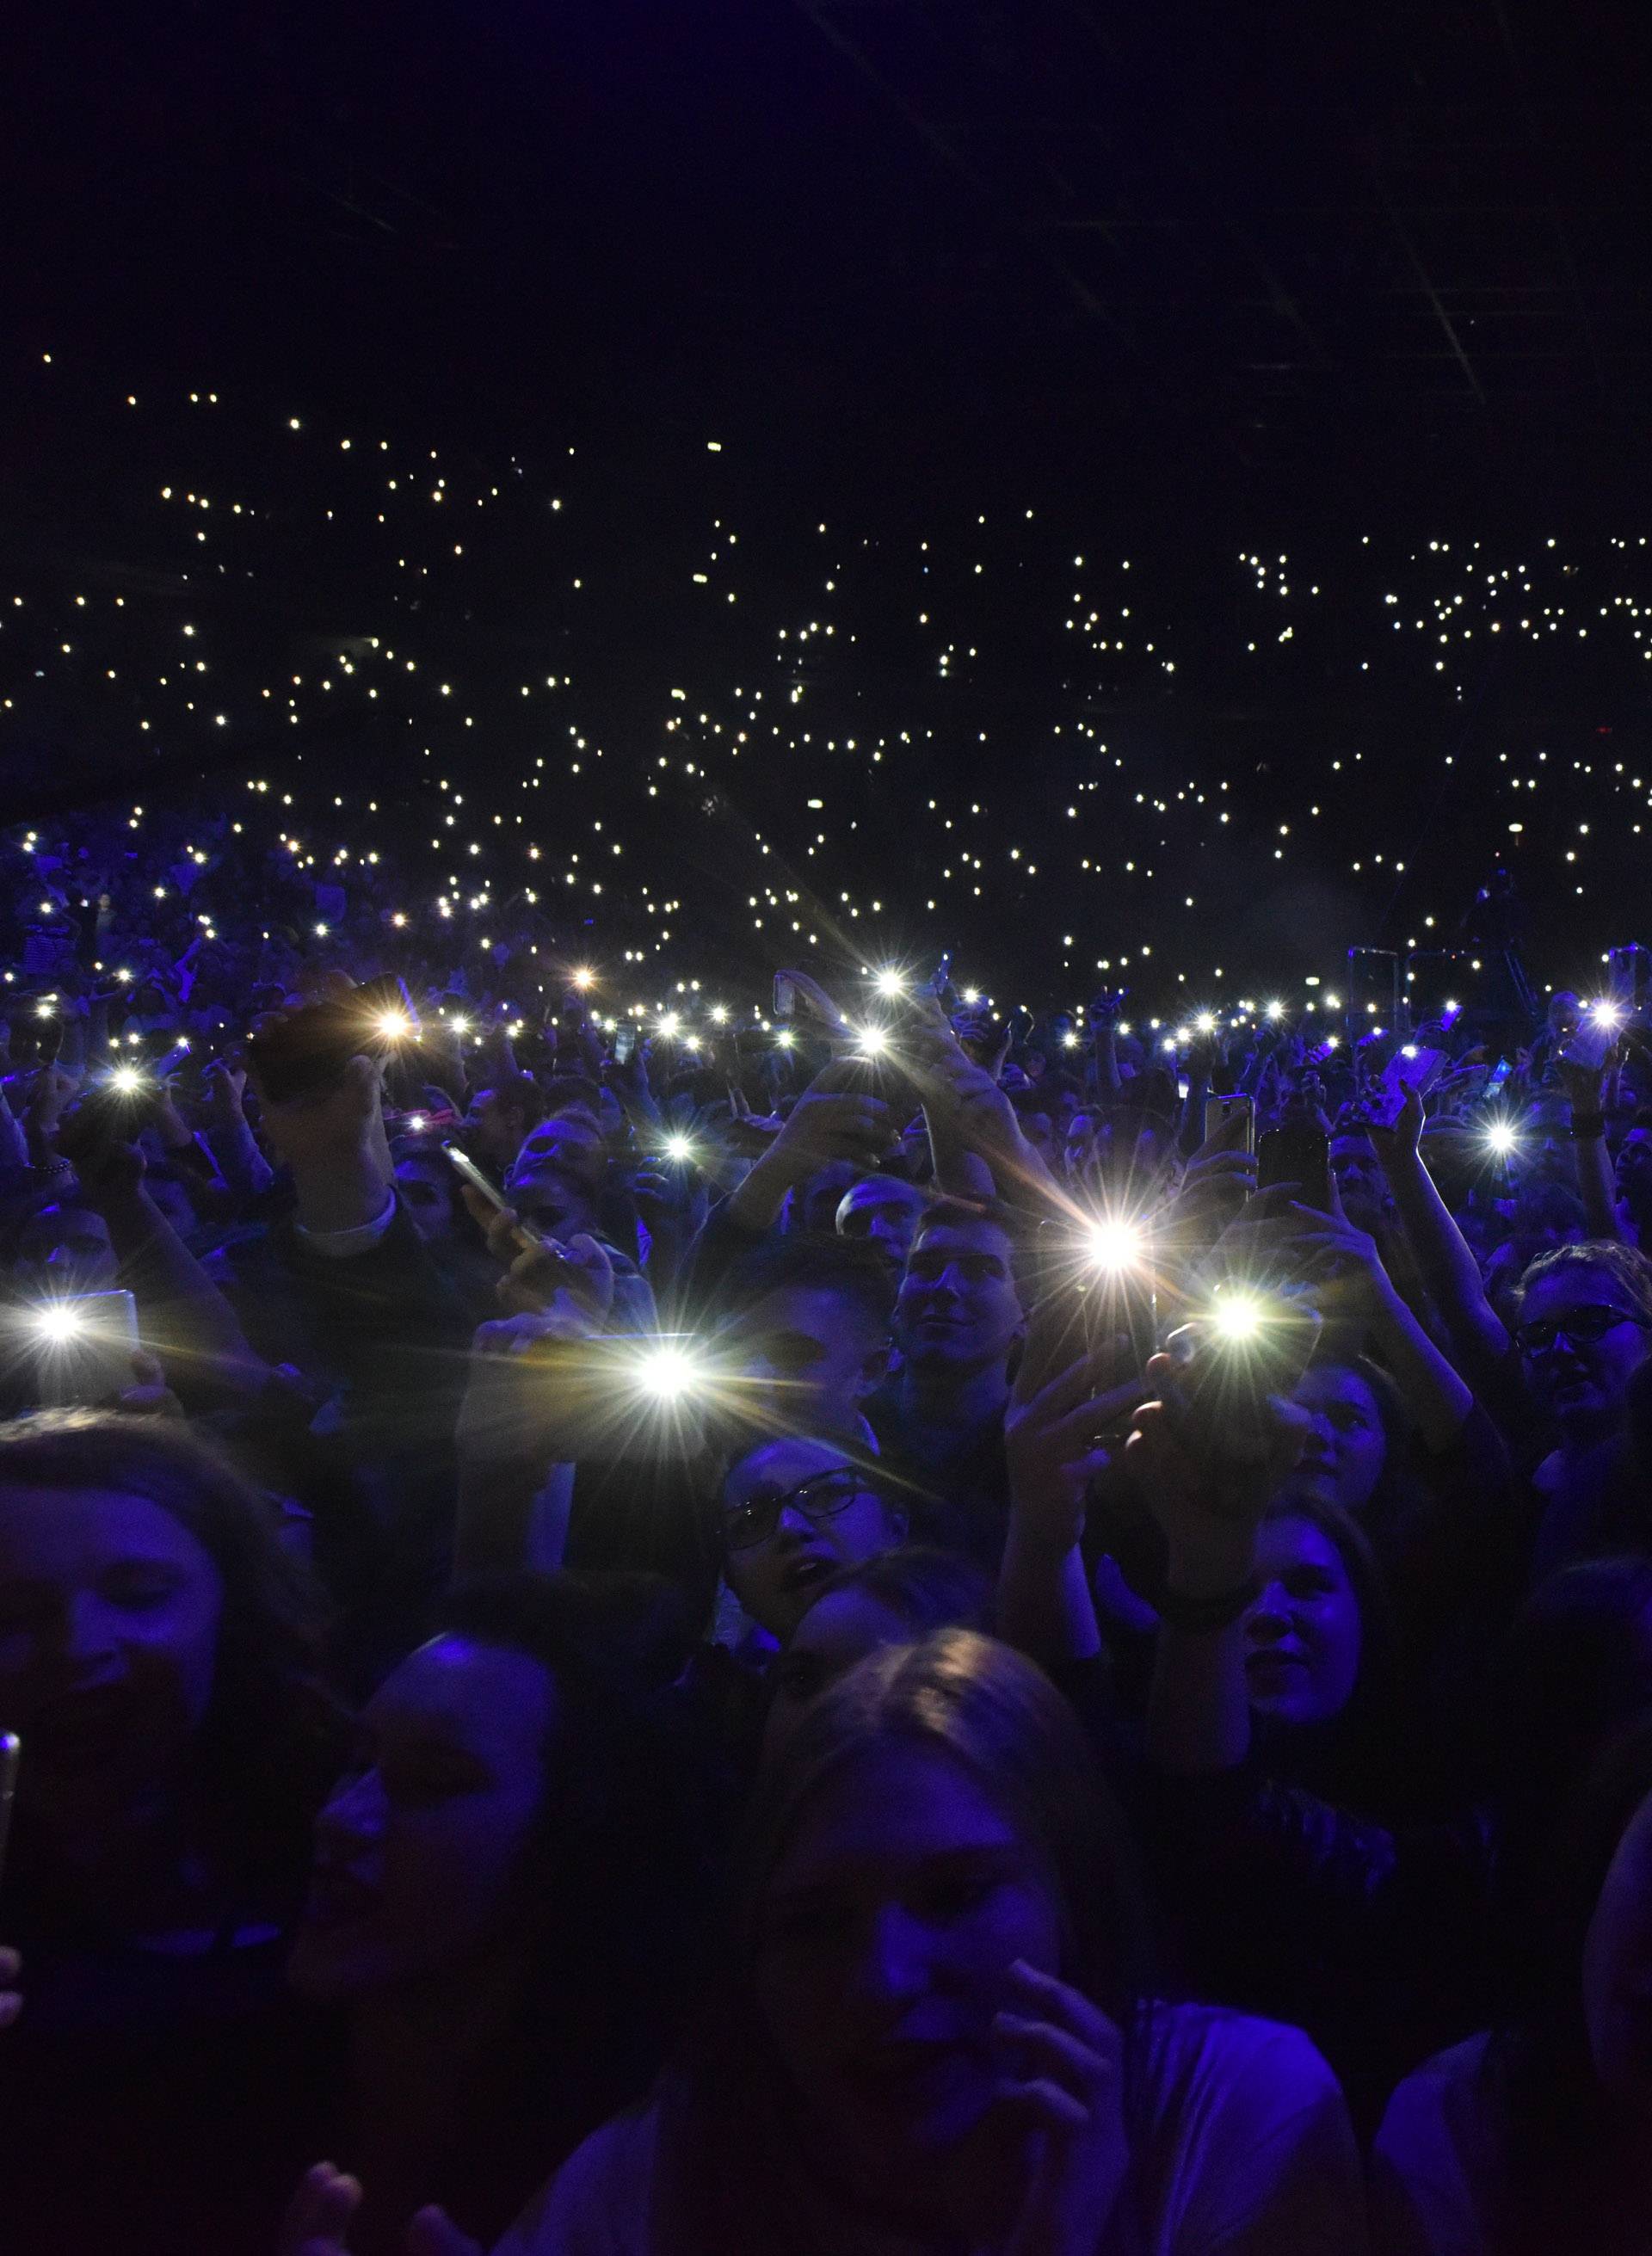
[723,1466,874,1553]
[1514,1304,1652,1356]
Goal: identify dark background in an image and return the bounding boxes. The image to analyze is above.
[5,0,1652,1007]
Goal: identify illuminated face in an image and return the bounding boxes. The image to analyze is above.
[1283,1365,1388,1516]
[721,1438,904,1641]
[835,1179,928,1273]
[1519,1266,1652,1435]
[288,1636,553,2002]
[754,1743,1070,2196]
[0,1485,222,1834]
[506,1118,606,1233]
[1242,1514,1363,1729]
[896,1222,1025,1380]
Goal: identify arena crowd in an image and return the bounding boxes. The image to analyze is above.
[4,793,1652,2253]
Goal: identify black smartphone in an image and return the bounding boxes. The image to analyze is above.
[246,975,417,1104]
[1257,1124,1333,1211]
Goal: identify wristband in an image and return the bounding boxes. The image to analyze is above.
[1156,1575,1261,1634]
[1569,1113,1606,1141]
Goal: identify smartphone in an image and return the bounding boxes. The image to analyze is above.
[151,1037,194,1082]
[613,1025,637,1066]
[441,1140,511,1215]
[21,1289,140,1408]
[0,1733,17,1895]
[1164,1287,1323,1475]
[1035,1217,1159,1378]
[1485,1058,1513,1097]
[773,974,797,1021]
[1562,1014,1618,1075]
[1257,1124,1333,1211]
[246,974,417,1104]
[1203,1094,1255,1154]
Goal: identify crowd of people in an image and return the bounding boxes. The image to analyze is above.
[5,793,1652,2253]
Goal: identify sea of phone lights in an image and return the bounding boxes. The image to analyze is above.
[4,354,1652,1054]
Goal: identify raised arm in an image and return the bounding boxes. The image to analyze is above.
[1367,1086,1512,1393]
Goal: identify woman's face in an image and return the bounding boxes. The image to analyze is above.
[1285,1365,1388,1516]
[723,1438,905,1642]
[1583,1786,1652,2113]
[0,1484,222,1831]
[754,1742,1065,2188]
[1243,1514,1364,1728]
[287,1636,553,2002]
[761,1589,913,1763]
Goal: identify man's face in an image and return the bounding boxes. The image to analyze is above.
[721,1438,905,1641]
[835,1179,927,1275]
[727,1285,889,1433]
[895,1221,1025,1381]
[463,1088,528,1168]
[1329,1137,1391,1230]
[395,1159,456,1243]
[508,1117,605,1230]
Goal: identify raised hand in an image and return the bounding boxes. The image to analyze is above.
[278,2161,362,2256]
[1006,1349,1147,1555]
[986,1961,1130,2256]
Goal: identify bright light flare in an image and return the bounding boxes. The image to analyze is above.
[1485,1122,1519,1157]
[376,1012,411,1039]
[1265,1001,1284,1020]
[572,968,595,989]
[874,969,906,997]
[776,1027,795,1048]
[1211,1295,1265,1343]
[108,1066,146,1094]
[632,1343,706,1402]
[1086,1217,1145,1273]
[1195,1012,1217,1034]
[447,1016,471,1036]
[663,1134,695,1163]
[31,1304,85,1343]
[1592,1002,1624,1030]
[856,1026,889,1057]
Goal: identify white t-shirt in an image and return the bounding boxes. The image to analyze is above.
[495,2002,1365,2255]
[1370,2034,1501,2256]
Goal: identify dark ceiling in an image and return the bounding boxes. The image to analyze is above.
[8,0,1652,521]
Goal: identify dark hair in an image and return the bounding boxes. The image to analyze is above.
[656,1630,1153,2251]
[540,1073,603,1119]
[0,1410,338,1895]
[720,1231,896,1334]
[1486,1716,1652,2251]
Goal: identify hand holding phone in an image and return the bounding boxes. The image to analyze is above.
[15,1290,140,1408]
[1257,1124,1333,1212]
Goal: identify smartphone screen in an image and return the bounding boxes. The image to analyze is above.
[1257,1125,1333,1211]
[773,974,797,1021]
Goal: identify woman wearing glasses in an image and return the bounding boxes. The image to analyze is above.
[1515,1243,1652,1581]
